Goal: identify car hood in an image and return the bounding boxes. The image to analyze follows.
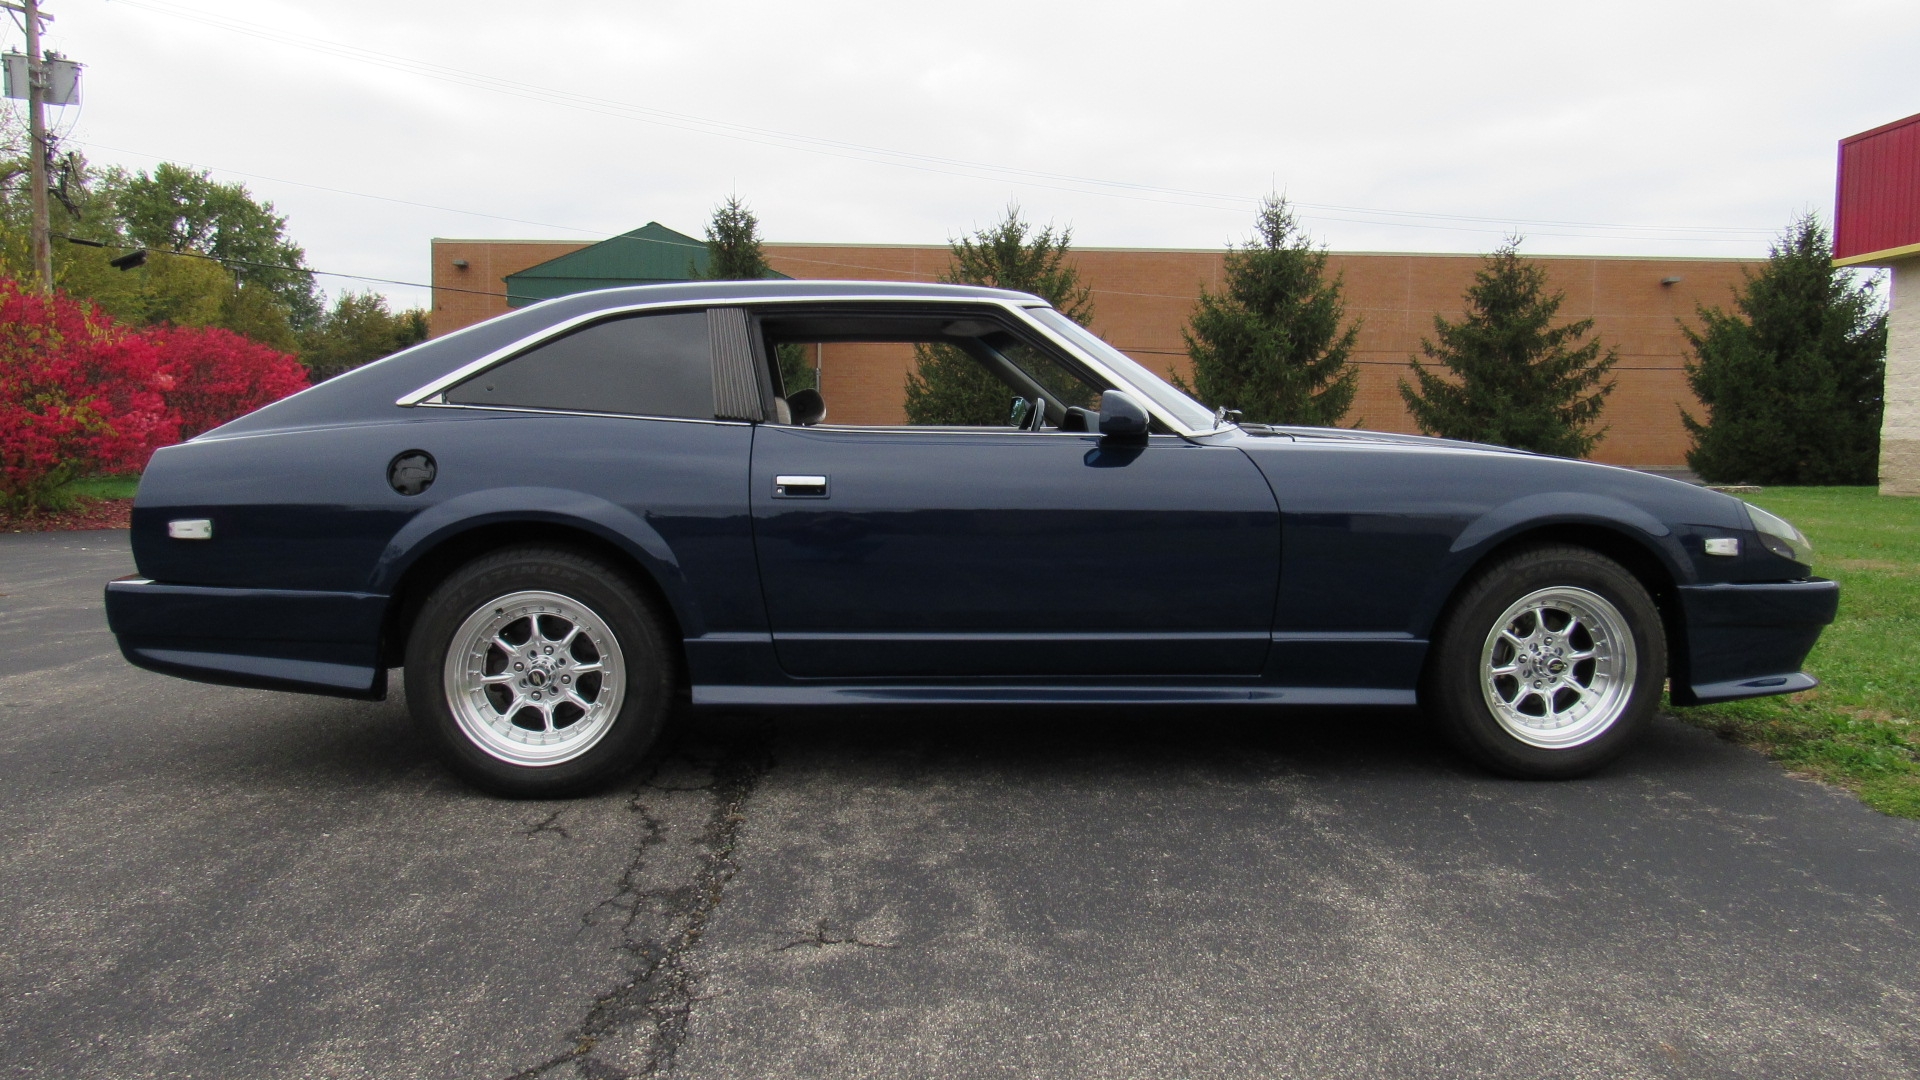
[1220,422,1754,536]
[1236,423,1539,456]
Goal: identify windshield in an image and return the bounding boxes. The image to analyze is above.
[1024,308,1220,432]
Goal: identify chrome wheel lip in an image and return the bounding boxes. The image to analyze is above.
[443,589,626,767]
[1478,585,1636,750]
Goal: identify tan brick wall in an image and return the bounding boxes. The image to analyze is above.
[428,239,590,336]
[1881,258,1920,496]
[430,238,1764,467]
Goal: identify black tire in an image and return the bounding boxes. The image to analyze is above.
[405,545,676,797]
[1424,545,1666,779]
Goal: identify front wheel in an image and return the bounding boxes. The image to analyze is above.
[405,546,675,797]
[1425,545,1666,779]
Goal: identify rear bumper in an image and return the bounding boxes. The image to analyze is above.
[105,578,390,699]
[1671,579,1839,706]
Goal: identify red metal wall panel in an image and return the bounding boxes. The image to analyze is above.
[1835,111,1920,262]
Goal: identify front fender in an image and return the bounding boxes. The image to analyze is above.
[369,486,707,637]
[1407,492,1693,637]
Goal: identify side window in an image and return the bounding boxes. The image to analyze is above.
[447,311,714,418]
[757,310,1105,429]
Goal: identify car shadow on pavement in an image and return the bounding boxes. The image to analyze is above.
[663,702,1727,796]
[136,676,1729,802]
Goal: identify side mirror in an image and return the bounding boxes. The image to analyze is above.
[1097,389,1150,439]
[787,387,826,426]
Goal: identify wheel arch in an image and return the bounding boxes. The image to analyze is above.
[1419,520,1687,690]
[374,516,692,683]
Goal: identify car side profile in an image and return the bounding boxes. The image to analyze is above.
[105,280,1838,796]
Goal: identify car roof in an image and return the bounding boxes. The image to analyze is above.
[206,280,1052,436]
[533,279,1048,307]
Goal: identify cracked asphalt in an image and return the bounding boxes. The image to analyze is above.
[4,529,1919,1079]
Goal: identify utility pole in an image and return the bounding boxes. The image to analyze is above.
[22,0,52,293]
[3,0,55,291]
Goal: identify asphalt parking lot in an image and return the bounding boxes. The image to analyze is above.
[4,529,1919,1079]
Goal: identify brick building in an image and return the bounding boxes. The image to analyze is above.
[430,228,1763,468]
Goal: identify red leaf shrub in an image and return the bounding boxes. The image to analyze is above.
[0,280,179,513]
[0,278,309,514]
[144,324,308,440]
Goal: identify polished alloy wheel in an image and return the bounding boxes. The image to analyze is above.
[442,589,626,766]
[1478,586,1636,749]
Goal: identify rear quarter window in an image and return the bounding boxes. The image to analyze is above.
[446,310,714,418]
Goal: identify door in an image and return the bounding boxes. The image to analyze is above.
[749,426,1280,678]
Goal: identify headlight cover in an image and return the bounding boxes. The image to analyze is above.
[1744,502,1813,565]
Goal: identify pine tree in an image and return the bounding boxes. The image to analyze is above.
[904,206,1093,425]
[703,194,771,281]
[1178,196,1359,426]
[702,195,813,391]
[1681,214,1886,485]
[1399,239,1617,457]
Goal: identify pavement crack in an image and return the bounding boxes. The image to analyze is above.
[512,727,771,1080]
[775,920,899,952]
[524,810,572,841]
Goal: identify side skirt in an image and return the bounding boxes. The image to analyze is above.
[693,685,1416,707]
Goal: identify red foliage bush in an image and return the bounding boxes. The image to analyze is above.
[0,280,178,513]
[144,324,308,440]
[0,278,308,513]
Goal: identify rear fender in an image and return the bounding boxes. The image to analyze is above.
[369,486,705,637]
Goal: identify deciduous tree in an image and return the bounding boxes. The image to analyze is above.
[103,163,321,328]
[298,291,428,380]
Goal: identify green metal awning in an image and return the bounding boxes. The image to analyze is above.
[503,222,790,307]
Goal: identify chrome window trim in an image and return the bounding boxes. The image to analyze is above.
[395,294,1214,438]
[407,400,754,427]
[794,425,1185,440]
[396,300,716,408]
[1009,306,1221,436]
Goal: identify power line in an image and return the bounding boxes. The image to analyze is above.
[55,232,527,300]
[102,0,1777,245]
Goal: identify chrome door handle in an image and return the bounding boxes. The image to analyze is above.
[773,474,829,498]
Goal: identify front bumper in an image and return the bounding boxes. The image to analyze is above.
[105,577,390,699]
[1670,578,1839,705]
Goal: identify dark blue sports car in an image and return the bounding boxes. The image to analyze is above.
[105,281,1838,795]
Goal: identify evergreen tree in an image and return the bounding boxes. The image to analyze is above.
[704,194,771,280]
[1681,214,1886,485]
[1399,239,1618,456]
[702,195,813,392]
[904,205,1093,425]
[1177,196,1358,426]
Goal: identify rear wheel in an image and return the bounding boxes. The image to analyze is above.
[1425,545,1665,779]
[405,546,674,797]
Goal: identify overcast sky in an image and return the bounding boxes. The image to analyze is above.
[13,0,1917,309]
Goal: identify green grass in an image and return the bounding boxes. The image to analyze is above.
[1673,487,1920,817]
[61,474,142,502]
